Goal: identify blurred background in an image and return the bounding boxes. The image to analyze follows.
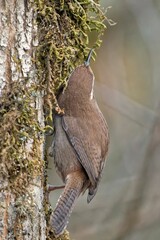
[48,0,160,239]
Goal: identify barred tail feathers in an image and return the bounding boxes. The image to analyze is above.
[50,172,86,237]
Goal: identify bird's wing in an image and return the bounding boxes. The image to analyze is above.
[61,109,109,188]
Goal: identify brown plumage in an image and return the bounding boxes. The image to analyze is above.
[50,53,109,237]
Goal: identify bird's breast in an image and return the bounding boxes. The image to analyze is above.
[54,116,83,182]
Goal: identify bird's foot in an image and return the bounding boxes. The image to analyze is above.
[45,184,65,202]
[47,184,65,192]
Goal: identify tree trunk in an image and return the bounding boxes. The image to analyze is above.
[0,1,46,239]
[0,0,106,239]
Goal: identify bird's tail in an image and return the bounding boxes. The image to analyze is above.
[50,171,87,237]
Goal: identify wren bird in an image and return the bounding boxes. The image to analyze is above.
[49,50,109,237]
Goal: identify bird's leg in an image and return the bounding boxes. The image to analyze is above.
[46,184,65,202]
[47,184,65,192]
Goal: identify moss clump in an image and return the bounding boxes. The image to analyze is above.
[0,81,43,195]
[34,0,107,119]
[32,1,110,239]
[47,229,70,240]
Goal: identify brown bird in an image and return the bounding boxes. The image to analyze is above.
[50,50,109,237]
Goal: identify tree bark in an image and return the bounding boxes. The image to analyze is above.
[0,0,106,239]
[0,1,46,239]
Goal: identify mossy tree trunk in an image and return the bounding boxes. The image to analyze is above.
[0,1,46,239]
[0,0,106,239]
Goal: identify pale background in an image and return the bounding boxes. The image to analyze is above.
[48,0,160,239]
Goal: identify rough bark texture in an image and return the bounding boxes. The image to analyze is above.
[0,0,106,239]
[0,1,45,239]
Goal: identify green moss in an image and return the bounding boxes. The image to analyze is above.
[33,0,107,120]
[0,80,43,195]
[47,229,71,240]
[0,1,110,193]
[32,1,109,239]
[0,1,111,238]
